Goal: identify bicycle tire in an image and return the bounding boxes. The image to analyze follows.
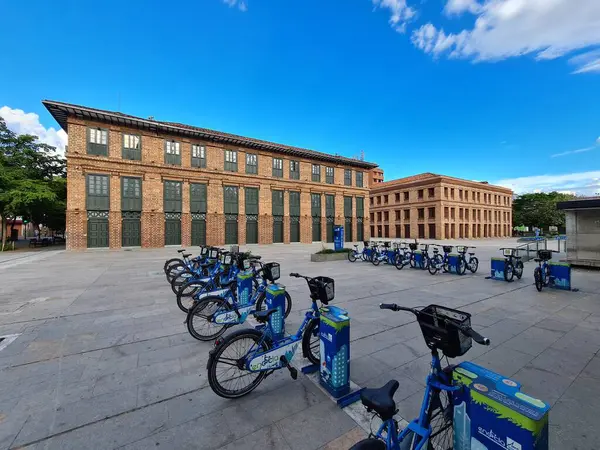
[420,257,429,270]
[171,269,195,295]
[348,252,357,263]
[302,318,320,365]
[186,296,232,341]
[207,328,270,399]
[468,257,479,273]
[372,254,381,266]
[504,261,515,282]
[428,255,441,275]
[534,267,543,291]
[426,389,454,450]
[165,262,187,282]
[176,280,207,313]
[395,254,404,270]
[457,257,467,275]
[544,264,551,286]
[254,291,293,318]
[514,260,524,279]
[164,258,184,275]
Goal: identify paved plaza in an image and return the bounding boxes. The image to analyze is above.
[0,239,599,449]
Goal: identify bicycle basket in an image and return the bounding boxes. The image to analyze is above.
[456,246,466,253]
[308,276,334,304]
[209,248,219,259]
[262,262,280,282]
[442,246,453,253]
[200,246,208,256]
[408,243,418,251]
[230,245,240,254]
[503,248,515,257]
[537,249,553,260]
[417,305,472,358]
[363,241,369,247]
[242,258,251,270]
[220,253,232,265]
[384,241,390,248]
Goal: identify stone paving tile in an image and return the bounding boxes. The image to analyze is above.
[216,424,292,450]
[350,354,394,386]
[371,342,421,369]
[473,346,534,377]
[580,356,600,380]
[276,400,357,450]
[319,427,366,450]
[512,365,575,406]
[502,326,565,356]
[528,347,594,379]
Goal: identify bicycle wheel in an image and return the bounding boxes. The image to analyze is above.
[514,260,524,279]
[428,255,441,275]
[170,269,194,294]
[534,267,543,291]
[302,318,320,365]
[176,280,207,313]
[164,258,184,275]
[207,328,270,399]
[457,257,467,275]
[504,262,515,282]
[409,255,417,268]
[420,256,429,270]
[395,254,404,270]
[254,291,293,318]
[468,257,479,273]
[426,389,454,450]
[165,262,187,282]
[544,264,551,286]
[348,251,357,263]
[186,296,231,341]
[372,254,381,266]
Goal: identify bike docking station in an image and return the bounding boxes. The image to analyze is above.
[301,305,364,409]
[547,262,575,291]
[446,252,463,275]
[453,361,550,450]
[489,257,508,281]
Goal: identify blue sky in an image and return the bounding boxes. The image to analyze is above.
[1,0,599,195]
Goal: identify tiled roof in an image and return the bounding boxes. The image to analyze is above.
[42,100,378,169]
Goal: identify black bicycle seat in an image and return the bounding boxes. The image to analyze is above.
[177,249,186,253]
[253,308,278,323]
[183,253,192,258]
[360,380,399,420]
[349,439,386,450]
[468,252,475,255]
[250,255,262,260]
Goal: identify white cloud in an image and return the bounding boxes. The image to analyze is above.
[444,0,481,15]
[0,106,67,157]
[372,0,417,33]
[496,171,600,196]
[551,146,597,158]
[409,0,600,73]
[222,0,247,11]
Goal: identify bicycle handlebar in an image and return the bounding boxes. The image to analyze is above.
[379,303,490,346]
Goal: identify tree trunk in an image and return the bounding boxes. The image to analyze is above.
[1,216,6,251]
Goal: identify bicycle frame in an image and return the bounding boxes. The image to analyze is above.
[246,301,320,372]
[210,277,269,325]
[371,349,458,450]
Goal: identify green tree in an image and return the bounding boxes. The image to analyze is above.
[512,192,575,231]
[0,117,66,249]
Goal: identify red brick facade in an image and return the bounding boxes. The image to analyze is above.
[46,101,375,250]
[370,173,513,240]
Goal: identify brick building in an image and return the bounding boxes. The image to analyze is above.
[369,168,384,185]
[369,173,513,240]
[43,100,376,250]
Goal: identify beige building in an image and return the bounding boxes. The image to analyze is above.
[369,173,513,240]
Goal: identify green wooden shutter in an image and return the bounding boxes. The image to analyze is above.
[245,188,259,215]
[223,186,239,214]
[121,177,142,211]
[272,190,284,216]
[245,187,258,244]
[164,181,182,212]
[289,192,300,216]
[356,197,364,217]
[190,183,207,213]
[86,174,110,210]
[289,191,300,242]
[325,194,335,243]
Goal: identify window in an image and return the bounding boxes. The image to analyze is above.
[164,181,182,212]
[428,207,435,219]
[384,211,389,221]
[484,210,488,221]
[459,208,464,220]
[122,134,141,160]
[404,224,411,239]
[395,210,401,220]
[88,128,108,156]
[246,153,258,174]
[121,177,141,211]
[418,208,425,220]
[451,188,455,199]
[404,191,409,201]
[377,212,382,221]
[312,164,321,182]
[465,209,469,220]
[418,189,424,200]
[290,160,300,179]
[444,187,449,198]
[344,169,352,186]
[384,195,388,204]
[190,183,207,213]
[459,190,463,200]
[465,191,469,201]
[428,188,435,198]
[224,150,238,172]
[370,197,374,205]
[445,207,449,219]
[395,193,400,202]
[191,144,206,168]
[477,192,481,202]
[272,157,283,177]
[370,212,375,222]
[325,166,334,184]
[451,208,455,219]
[377,196,382,205]
[87,174,110,210]
[404,209,410,220]
[164,140,181,165]
[356,171,363,187]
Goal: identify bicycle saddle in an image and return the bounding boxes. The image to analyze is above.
[250,255,262,260]
[469,252,475,255]
[253,308,278,323]
[349,439,386,450]
[183,253,192,258]
[360,379,399,420]
[177,249,186,253]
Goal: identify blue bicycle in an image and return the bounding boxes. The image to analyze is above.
[372,242,402,269]
[206,271,333,398]
[534,249,557,292]
[351,303,490,450]
[169,247,222,294]
[186,261,292,340]
[348,241,372,263]
[164,246,215,283]
[427,244,455,275]
[395,241,418,270]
